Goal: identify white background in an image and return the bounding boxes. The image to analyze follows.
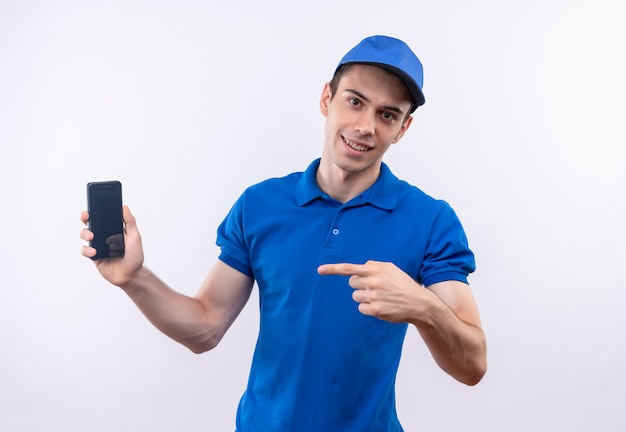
[1,0,625,430]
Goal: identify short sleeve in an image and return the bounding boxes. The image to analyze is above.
[216,193,254,278]
[419,202,476,287]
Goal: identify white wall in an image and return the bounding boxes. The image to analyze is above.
[1,0,625,430]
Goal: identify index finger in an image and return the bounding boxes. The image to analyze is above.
[317,263,367,276]
[80,211,89,225]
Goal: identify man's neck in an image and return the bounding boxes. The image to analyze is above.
[316,157,381,203]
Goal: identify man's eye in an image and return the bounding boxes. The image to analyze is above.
[382,112,396,121]
[349,98,361,106]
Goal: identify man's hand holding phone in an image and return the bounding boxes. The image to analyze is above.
[81,186,145,288]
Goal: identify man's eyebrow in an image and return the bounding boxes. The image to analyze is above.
[344,88,406,116]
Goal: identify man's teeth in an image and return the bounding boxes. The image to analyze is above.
[345,138,368,151]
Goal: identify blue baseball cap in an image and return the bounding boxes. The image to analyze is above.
[336,35,425,112]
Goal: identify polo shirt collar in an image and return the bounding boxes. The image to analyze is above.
[295,158,399,210]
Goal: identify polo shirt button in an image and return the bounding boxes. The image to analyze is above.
[332,228,339,235]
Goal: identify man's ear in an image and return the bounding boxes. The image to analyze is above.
[392,115,413,143]
[320,82,332,117]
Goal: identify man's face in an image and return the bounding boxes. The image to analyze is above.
[319,64,413,178]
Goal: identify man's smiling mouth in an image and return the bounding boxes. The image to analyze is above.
[344,137,370,152]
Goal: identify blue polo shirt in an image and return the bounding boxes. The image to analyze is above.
[217,159,475,431]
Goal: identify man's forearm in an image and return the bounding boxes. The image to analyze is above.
[120,266,219,353]
[413,297,487,385]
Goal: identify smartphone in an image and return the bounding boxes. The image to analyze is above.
[87,181,125,260]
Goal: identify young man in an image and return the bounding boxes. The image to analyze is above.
[81,35,487,431]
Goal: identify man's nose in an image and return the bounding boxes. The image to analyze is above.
[354,110,375,136]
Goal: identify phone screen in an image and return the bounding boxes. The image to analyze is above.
[87,181,125,260]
